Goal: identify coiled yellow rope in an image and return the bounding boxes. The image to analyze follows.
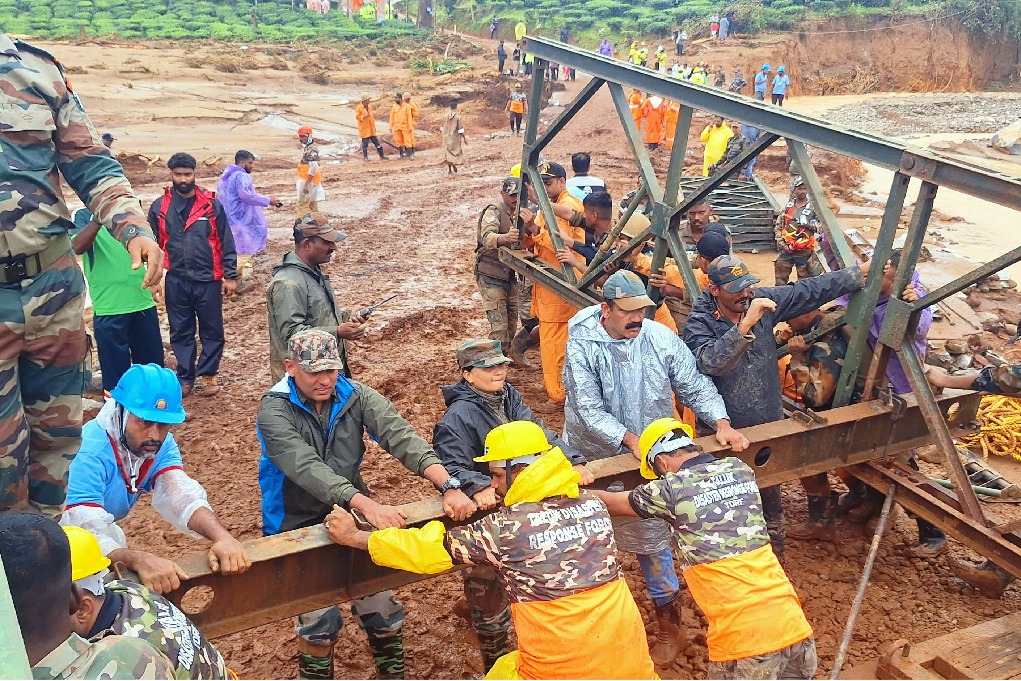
[958,395,1021,461]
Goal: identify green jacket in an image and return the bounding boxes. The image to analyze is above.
[266,251,350,382]
[257,374,442,534]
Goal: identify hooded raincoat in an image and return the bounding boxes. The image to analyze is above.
[562,306,729,553]
[216,164,271,256]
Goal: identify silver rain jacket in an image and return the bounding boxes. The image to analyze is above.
[562,304,730,553]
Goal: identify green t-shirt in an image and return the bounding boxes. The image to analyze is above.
[75,210,155,316]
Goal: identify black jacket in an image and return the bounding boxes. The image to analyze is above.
[147,186,236,282]
[433,380,585,497]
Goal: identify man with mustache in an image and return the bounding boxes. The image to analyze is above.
[62,364,251,595]
[148,152,238,398]
[563,269,746,669]
[683,254,870,562]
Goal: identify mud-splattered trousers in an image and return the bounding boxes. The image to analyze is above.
[0,35,155,517]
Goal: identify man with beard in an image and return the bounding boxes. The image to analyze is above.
[148,152,238,398]
[267,213,368,383]
[683,255,870,562]
[217,150,280,287]
[563,269,746,668]
[62,364,251,595]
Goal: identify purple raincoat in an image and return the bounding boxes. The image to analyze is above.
[217,164,270,256]
[869,270,932,395]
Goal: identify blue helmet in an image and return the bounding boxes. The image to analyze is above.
[110,364,186,424]
[762,63,770,71]
[778,65,786,73]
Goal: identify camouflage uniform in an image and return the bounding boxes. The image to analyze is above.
[94,580,228,680]
[629,453,816,674]
[475,201,520,349]
[774,200,823,285]
[32,632,176,680]
[972,363,1021,395]
[0,35,156,518]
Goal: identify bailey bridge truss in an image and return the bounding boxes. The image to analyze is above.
[163,38,1021,643]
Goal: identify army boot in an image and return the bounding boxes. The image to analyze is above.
[649,600,687,667]
[192,375,221,397]
[788,492,838,541]
[297,641,334,680]
[907,519,946,559]
[951,558,1014,598]
[475,628,512,673]
[367,632,405,679]
[508,327,532,368]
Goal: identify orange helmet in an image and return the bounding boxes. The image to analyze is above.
[297,125,313,135]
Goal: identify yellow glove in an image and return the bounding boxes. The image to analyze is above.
[367,521,455,575]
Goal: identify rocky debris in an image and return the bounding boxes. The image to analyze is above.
[824,94,1021,139]
[992,118,1021,156]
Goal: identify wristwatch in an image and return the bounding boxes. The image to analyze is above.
[438,477,462,494]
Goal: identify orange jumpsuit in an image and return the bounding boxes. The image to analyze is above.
[525,190,586,404]
[404,99,420,147]
[642,96,667,146]
[356,102,376,139]
[390,102,414,148]
[627,90,644,133]
[664,101,680,150]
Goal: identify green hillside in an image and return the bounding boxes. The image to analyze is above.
[1,0,1016,43]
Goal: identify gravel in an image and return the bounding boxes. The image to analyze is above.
[822,93,1021,139]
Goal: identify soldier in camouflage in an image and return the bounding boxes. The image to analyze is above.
[1,512,175,680]
[773,178,823,286]
[476,178,533,364]
[0,34,163,519]
[597,419,817,679]
[65,525,228,679]
[325,421,658,679]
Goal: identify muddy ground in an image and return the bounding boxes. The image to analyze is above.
[44,31,1021,680]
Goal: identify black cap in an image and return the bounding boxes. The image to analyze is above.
[697,230,730,261]
[538,161,567,179]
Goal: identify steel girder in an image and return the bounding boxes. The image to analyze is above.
[165,392,980,639]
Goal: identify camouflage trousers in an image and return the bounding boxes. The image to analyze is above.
[973,364,1021,395]
[463,565,512,637]
[518,277,537,331]
[760,485,786,557]
[476,273,519,350]
[774,249,823,286]
[708,637,817,679]
[296,591,404,645]
[0,254,87,519]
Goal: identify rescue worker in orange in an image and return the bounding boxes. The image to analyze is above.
[356,94,387,161]
[389,93,414,159]
[663,100,681,150]
[627,89,645,133]
[641,95,667,151]
[522,162,586,405]
[403,92,420,156]
[296,125,324,216]
[325,421,658,681]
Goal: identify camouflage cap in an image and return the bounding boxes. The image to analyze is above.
[603,270,655,311]
[792,175,806,188]
[294,212,346,243]
[457,339,512,370]
[502,176,521,193]
[288,329,344,372]
[708,254,760,294]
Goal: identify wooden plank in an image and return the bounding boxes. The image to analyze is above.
[932,630,1021,680]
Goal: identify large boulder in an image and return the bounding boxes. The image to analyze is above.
[991,118,1021,156]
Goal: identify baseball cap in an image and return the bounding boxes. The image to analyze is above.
[288,329,344,373]
[101,133,115,142]
[696,230,730,261]
[603,270,655,311]
[708,255,760,294]
[457,339,512,371]
[294,212,346,243]
[360,92,372,101]
[538,161,567,180]
[502,176,521,193]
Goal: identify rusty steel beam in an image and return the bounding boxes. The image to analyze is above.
[165,391,982,639]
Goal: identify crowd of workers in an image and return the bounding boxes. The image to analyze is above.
[2,27,1021,681]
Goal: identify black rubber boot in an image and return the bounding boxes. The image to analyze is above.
[377,146,387,160]
[367,632,405,679]
[649,600,687,667]
[398,146,405,158]
[788,492,838,541]
[362,148,369,160]
[908,518,946,558]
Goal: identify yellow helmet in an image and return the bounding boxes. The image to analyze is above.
[475,421,551,463]
[63,526,111,581]
[510,162,522,178]
[638,418,695,479]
